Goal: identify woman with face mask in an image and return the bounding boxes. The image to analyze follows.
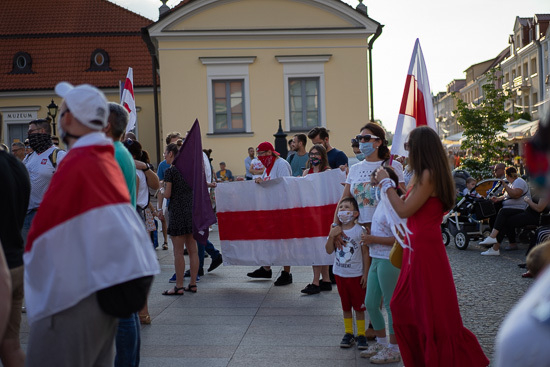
[332,122,405,341]
[299,144,331,295]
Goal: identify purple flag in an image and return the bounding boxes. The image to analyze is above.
[173,119,217,243]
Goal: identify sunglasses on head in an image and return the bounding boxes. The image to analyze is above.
[355,134,380,143]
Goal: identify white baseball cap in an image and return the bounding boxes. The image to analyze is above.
[55,82,108,130]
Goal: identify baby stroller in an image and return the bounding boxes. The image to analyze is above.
[441,178,502,250]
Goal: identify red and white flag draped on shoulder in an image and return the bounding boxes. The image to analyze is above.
[215,169,346,266]
[24,133,159,325]
[391,39,437,157]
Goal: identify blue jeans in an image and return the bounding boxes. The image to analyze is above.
[22,209,37,246]
[198,240,221,269]
[115,312,140,367]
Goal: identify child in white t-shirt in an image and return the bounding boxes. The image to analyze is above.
[326,197,369,350]
[462,177,482,198]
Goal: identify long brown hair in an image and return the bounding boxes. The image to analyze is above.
[360,122,390,160]
[307,144,329,171]
[408,126,455,212]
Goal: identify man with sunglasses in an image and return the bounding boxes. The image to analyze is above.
[10,142,26,161]
[307,127,348,169]
[22,118,67,246]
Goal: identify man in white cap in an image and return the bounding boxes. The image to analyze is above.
[24,82,159,366]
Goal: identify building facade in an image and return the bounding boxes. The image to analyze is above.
[0,0,158,161]
[144,0,381,175]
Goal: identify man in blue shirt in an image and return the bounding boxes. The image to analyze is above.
[307,126,348,169]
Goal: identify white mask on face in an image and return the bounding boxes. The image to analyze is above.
[337,210,355,224]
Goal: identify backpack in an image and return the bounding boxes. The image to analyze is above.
[48,148,63,170]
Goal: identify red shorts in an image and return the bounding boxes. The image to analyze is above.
[335,275,366,312]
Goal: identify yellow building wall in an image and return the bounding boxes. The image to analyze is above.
[157,37,370,176]
[169,0,352,30]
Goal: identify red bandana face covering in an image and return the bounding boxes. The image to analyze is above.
[258,155,276,175]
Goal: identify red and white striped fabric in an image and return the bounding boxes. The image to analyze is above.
[391,39,437,157]
[24,133,159,325]
[121,67,137,132]
[216,169,346,266]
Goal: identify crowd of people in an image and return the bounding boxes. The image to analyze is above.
[1,79,549,367]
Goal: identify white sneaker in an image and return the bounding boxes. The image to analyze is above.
[360,342,385,358]
[479,236,497,246]
[481,247,500,256]
[370,346,401,364]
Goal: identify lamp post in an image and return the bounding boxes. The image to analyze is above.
[47,99,58,136]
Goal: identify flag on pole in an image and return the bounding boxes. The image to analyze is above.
[215,169,346,266]
[172,119,217,244]
[121,67,137,132]
[391,39,437,157]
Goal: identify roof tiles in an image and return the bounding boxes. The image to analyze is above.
[1,0,154,91]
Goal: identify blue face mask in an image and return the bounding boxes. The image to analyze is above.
[359,142,375,157]
[355,153,365,161]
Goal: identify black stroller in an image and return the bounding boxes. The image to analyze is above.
[441,178,502,250]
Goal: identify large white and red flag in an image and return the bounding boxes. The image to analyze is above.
[215,169,346,266]
[121,67,137,132]
[24,133,159,325]
[391,39,437,157]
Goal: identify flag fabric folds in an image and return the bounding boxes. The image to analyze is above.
[121,67,137,132]
[216,169,346,266]
[391,39,437,157]
[172,119,217,244]
[24,133,159,325]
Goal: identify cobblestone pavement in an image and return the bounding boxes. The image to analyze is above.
[16,226,532,366]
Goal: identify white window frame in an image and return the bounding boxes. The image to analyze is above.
[276,55,331,132]
[200,57,255,134]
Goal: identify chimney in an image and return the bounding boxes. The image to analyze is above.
[159,0,170,17]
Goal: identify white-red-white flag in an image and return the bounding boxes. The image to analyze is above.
[391,39,436,157]
[215,169,346,266]
[121,67,137,132]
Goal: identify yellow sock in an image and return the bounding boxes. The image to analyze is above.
[344,318,353,334]
[356,319,366,336]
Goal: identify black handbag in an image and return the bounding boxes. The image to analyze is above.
[473,199,496,218]
[96,276,154,318]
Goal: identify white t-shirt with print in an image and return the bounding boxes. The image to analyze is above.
[332,224,364,278]
[346,159,404,223]
[24,145,67,211]
[368,205,394,259]
[261,157,292,181]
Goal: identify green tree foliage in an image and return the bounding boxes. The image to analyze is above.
[453,68,511,174]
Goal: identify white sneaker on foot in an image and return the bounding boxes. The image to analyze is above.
[481,247,500,256]
[360,342,385,358]
[370,346,401,364]
[479,236,497,246]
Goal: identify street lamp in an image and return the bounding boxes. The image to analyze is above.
[47,99,58,136]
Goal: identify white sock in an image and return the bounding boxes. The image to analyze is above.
[376,337,387,346]
[388,342,399,351]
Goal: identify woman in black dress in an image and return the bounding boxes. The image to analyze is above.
[159,143,198,295]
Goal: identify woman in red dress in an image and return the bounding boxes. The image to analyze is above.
[375,126,489,366]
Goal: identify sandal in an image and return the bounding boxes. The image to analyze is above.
[184,284,197,293]
[162,243,169,250]
[162,286,184,296]
[139,314,151,325]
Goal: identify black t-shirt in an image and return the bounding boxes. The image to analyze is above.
[0,151,30,268]
[327,148,348,169]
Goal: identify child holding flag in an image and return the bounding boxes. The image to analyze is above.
[325,197,369,350]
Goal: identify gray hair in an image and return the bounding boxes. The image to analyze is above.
[11,141,25,149]
[108,102,129,140]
